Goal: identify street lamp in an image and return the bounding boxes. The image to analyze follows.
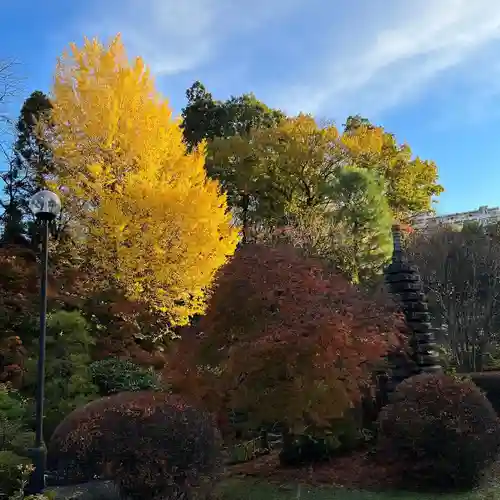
[28,189,61,494]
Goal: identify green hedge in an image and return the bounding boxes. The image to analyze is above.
[90,357,163,395]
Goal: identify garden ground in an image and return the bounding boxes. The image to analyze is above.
[224,450,395,490]
[218,478,500,500]
[219,451,500,500]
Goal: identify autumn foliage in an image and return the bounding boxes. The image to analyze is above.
[0,245,85,385]
[168,244,404,432]
[83,289,169,368]
[0,248,34,387]
[48,391,223,498]
[341,118,443,220]
[377,373,500,492]
[0,247,40,338]
[48,35,238,326]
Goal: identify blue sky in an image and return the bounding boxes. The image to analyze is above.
[2,0,500,215]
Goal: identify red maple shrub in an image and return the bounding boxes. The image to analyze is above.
[0,336,27,388]
[48,391,223,499]
[84,289,169,369]
[0,245,85,340]
[0,247,40,342]
[0,246,75,387]
[167,243,404,434]
[377,373,500,492]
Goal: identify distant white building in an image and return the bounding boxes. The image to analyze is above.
[411,206,500,231]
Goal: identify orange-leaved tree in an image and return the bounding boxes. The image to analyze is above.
[47,35,239,327]
[168,244,404,433]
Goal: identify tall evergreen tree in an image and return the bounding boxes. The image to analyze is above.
[1,150,27,244]
[181,81,284,151]
[13,90,53,198]
[330,166,393,284]
[1,90,53,244]
[181,82,224,151]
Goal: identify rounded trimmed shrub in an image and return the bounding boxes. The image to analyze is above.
[377,373,500,492]
[48,391,223,499]
[469,371,500,414]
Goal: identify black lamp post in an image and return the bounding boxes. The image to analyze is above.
[27,189,61,494]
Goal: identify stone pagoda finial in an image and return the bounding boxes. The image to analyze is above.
[392,223,403,259]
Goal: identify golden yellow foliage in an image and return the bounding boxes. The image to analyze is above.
[208,114,342,222]
[48,35,239,325]
[207,112,441,233]
[341,124,385,156]
[251,114,342,212]
[341,124,443,220]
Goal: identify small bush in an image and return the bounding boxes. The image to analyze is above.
[0,384,34,496]
[377,373,500,492]
[48,391,223,499]
[7,462,56,500]
[280,433,338,466]
[89,357,162,396]
[279,410,365,466]
[0,384,34,450]
[24,311,98,440]
[0,450,30,496]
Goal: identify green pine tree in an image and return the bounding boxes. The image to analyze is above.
[1,90,53,244]
[330,166,393,284]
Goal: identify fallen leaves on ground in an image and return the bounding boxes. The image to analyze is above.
[225,450,400,491]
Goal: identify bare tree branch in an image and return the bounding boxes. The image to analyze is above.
[0,60,20,106]
[0,59,22,162]
[408,225,500,372]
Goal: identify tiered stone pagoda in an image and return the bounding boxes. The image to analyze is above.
[384,224,441,393]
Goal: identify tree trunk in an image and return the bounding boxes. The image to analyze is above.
[259,428,269,451]
[242,193,249,244]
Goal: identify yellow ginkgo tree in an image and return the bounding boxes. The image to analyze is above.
[48,35,239,326]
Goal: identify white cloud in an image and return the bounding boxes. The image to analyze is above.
[273,0,500,119]
[74,0,500,121]
[79,0,303,76]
